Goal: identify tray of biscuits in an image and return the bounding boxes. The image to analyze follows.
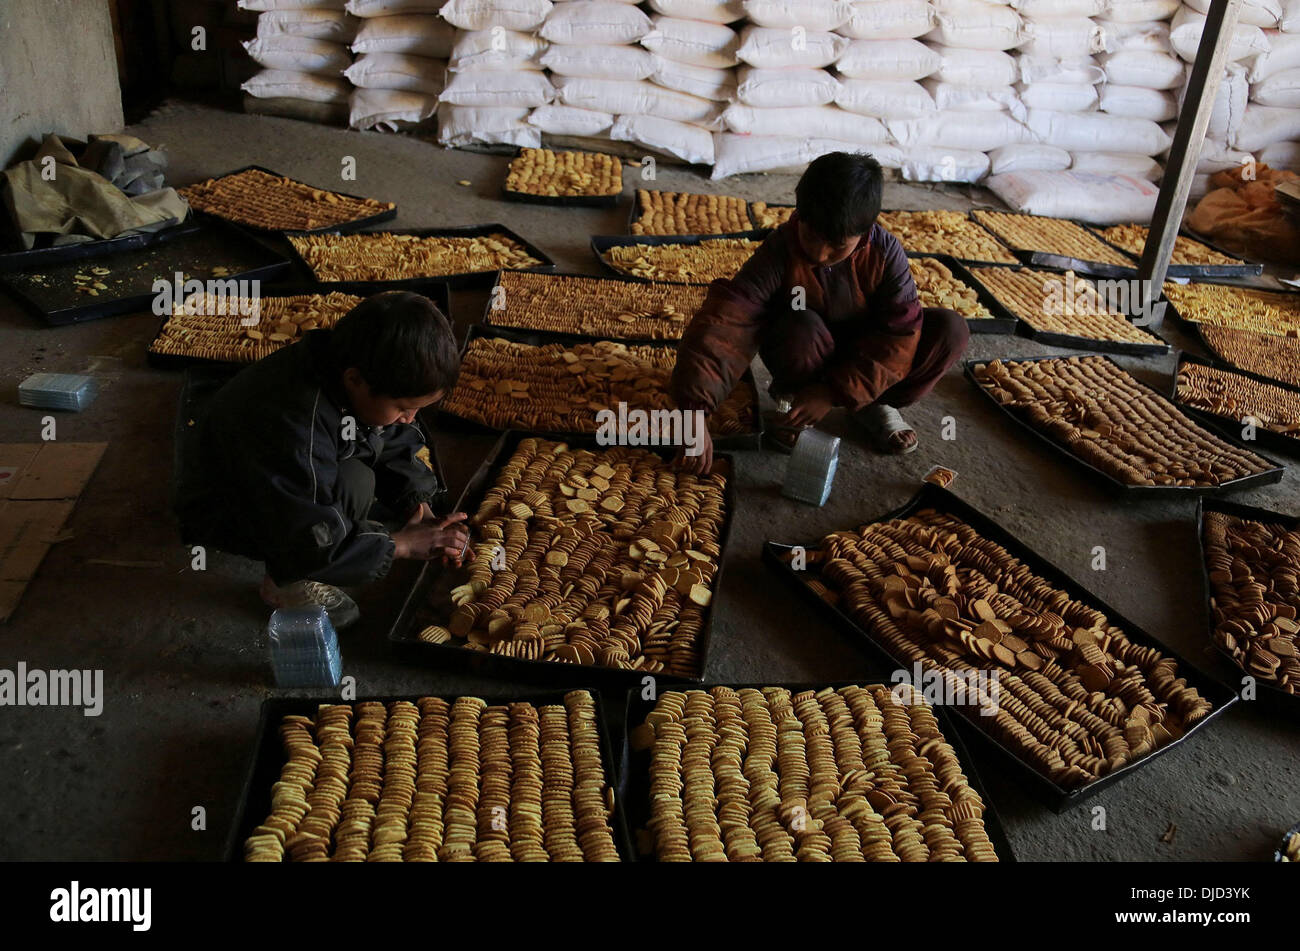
[481,270,707,343]
[876,209,1018,265]
[387,432,735,685]
[1277,821,1300,861]
[970,210,1136,278]
[147,279,451,368]
[628,189,753,235]
[906,254,1017,334]
[285,224,555,289]
[966,264,1169,355]
[1088,222,1261,279]
[748,201,794,231]
[1174,352,1300,456]
[591,232,766,285]
[1198,497,1300,712]
[1160,280,1300,338]
[622,680,1013,861]
[763,484,1239,810]
[1196,324,1300,390]
[227,688,634,862]
[178,165,396,234]
[967,355,1284,495]
[502,147,624,206]
[438,326,761,450]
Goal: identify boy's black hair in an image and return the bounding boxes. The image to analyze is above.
[794,151,883,244]
[329,290,460,398]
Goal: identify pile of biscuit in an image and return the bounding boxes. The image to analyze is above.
[1099,224,1243,267]
[1176,360,1300,440]
[632,683,1000,861]
[1203,511,1300,694]
[1199,325,1300,388]
[442,336,756,437]
[972,210,1133,267]
[908,258,995,320]
[877,210,1018,263]
[602,238,761,283]
[749,202,794,230]
[179,168,393,231]
[243,691,621,861]
[1163,282,1300,337]
[631,190,751,235]
[487,271,706,340]
[809,509,1216,789]
[973,356,1274,487]
[971,267,1161,346]
[420,437,726,678]
[505,148,622,199]
[149,291,360,362]
[290,231,543,281]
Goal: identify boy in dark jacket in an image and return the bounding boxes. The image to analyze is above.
[671,151,970,473]
[175,291,471,628]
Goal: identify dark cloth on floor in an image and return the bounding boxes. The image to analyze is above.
[174,329,441,586]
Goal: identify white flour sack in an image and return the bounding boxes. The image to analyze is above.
[526,104,615,135]
[350,16,456,58]
[449,30,547,70]
[1102,0,1180,22]
[1016,81,1099,113]
[1018,55,1105,85]
[243,36,353,74]
[1197,138,1255,174]
[932,46,1019,86]
[1025,109,1172,154]
[1098,20,1172,55]
[1009,0,1104,17]
[540,45,656,81]
[839,0,935,40]
[539,2,654,45]
[742,0,852,30]
[257,9,357,41]
[710,134,903,177]
[641,17,740,68]
[1184,0,1281,29]
[925,0,1025,51]
[723,104,890,143]
[345,53,447,94]
[649,57,737,101]
[1019,19,1107,60]
[647,0,746,23]
[735,25,849,68]
[1232,104,1300,152]
[552,76,657,113]
[439,68,554,106]
[1253,69,1300,108]
[1169,8,1270,64]
[436,104,540,146]
[349,87,439,130]
[736,67,841,107]
[242,69,351,102]
[1180,64,1248,140]
[347,0,446,13]
[901,147,991,182]
[836,79,937,118]
[986,169,1161,223]
[1258,141,1300,170]
[1098,50,1185,89]
[1068,152,1162,180]
[922,79,1025,118]
[240,0,347,9]
[988,143,1072,174]
[1250,33,1300,82]
[1098,84,1177,121]
[439,0,554,31]
[888,110,1029,150]
[610,115,716,164]
[835,39,943,81]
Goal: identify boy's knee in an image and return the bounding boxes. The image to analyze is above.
[922,307,971,360]
[336,458,376,522]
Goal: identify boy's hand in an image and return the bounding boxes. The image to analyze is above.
[393,509,473,566]
[785,383,835,427]
[673,427,713,475]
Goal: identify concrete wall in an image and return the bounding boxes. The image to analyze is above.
[0,0,124,168]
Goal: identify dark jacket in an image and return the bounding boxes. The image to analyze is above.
[671,212,922,414]
[175,329,441,586]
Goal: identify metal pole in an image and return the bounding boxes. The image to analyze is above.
[1139,0,1243,327]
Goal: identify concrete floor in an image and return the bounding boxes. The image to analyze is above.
[1,101,1297,861]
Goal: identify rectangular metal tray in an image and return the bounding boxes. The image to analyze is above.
[590,231,768,285]
[480,269,700,345]
[965,354,1286,497]
[1172,351,1300,458]
[146,279,452,370]
[386,430,736,687]
[626,189,755,235]
[182,164,398,234]
[501,148,625,208]
[283,224,557,290]
[970,210,1139,279]
[1188,322,1300,393]
[964,263,1170,356]
[1158,278,1300,335]
[763,483,1240,811]
[621,679,1017,861]
[878,209,1021,268]
[907,253,1018,335]
[436,324,764,452]
[1080,223,1264,279]
[1196,496,1300,716]
[223,688,636,862]
[0,219,292,327]
[0,216,192,269]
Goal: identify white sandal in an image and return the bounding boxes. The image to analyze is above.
[858,404,918,455]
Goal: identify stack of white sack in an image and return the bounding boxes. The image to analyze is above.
[534,1,717,164]
[1239,5,1300,172]
[344,0,454,130]
[239,0,356,113]
[436,0,555,148]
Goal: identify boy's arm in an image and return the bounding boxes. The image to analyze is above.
[822,230,923,412]
[373,418,442,518]
[221,410,395,587]
[670,230,787,413]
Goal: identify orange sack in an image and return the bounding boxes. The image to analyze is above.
[1186,164,1300,266]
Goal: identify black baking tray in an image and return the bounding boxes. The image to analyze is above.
[1158,278,1300,334]
[0,219,292,326]
[762,483,1240,812]
[182,164,397,234]
[970,211,1138,279]
[500,148,624,208]
[386,429,736,687]
[1190,322,1300,392]
[965,354,1285,497]
[1276,820,1300,862]
[0,216,192,269]
[1172,351,1300,458]
[626,189,754,235]
[284,224,557,290]
[964,263,1169,356]
[590,231,768,285]
[880,209,1020,267]
[223,688,636,863]
[480,269,700,345]
[437,324,764,451]
[621,679,1017,861]
[1196,497,1300,716]
[907,253,1018,335]
[746,201,793,232]
[1080,223,1264,279]
[146,278,452,370]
